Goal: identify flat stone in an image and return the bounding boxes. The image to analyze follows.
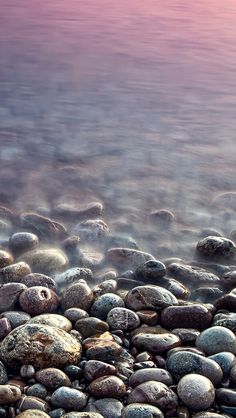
[216,388,236,406]
[132,331,181,354]
[213,312,236,333]
[55,268,93,287]
[135,260,166,282]
[54,202,103,220]
[209,352,236,376]
[127,381,178,411]
[0,311,31,329]
[161,304,212,331]
[167,263,220,286]
[177,374,215,410]
[129,368,173,387]
[20,212,67,241]
[17,396,50,413]
[21,273,57,291]
[215,288,236,311]
[171,328,200,345]
[125,285,178,311]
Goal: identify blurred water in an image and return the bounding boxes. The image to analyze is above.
[0,0,236,257]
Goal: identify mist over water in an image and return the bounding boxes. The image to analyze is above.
[1,0,236,259]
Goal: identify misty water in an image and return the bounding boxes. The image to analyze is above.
[1,0,236,260]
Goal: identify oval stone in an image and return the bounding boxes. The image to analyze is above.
[107,308,140,331]
[35,368,71,389]
[51,387,88,411]
[129,368,173,387]
[88,376,126,398]
[91,294,125,320]
[132,332,181,353]
[84,360,117,381]
[177,374,215,410]
[0,262,31,284]
[61,281,94,312]
[19,286,59,315]
[122,403,164,418]
[21,249,68,275]
[127,381,178,411]
[0,384,21,404]
[125,285,178,311]
[75,317,109,338]
[196,236,236,260]
[196,326,236,355]
[161,305,212,331]
[28,314,72,332]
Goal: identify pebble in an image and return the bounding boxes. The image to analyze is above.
[137,310,159,326]
[84,397,123,418]
[177,374,215,410]
[192,287,223,303]
[209,352,236,376]
[64,308,89,324]
[16,412,51,418]
[84,360,117,381]
[107,307,140,331]
[216,387,236,406]
[196,236,236,260]
[134,260,167,281]
[122,403,164,417]
[20,365,35,379]
[0,283,27,313]
[132,330,181,353]
[215,288,236,311]
[51,387,88,411]
[167,263,220,286]
[0,311,31,328]
[54,202,103,220]
[162,278,190,300]
[61,281,94,312]
[213,312,236,333]
[149,209,175,225]
[26,383,48,399]
[0,250,13,269]
[0,385,21,404]
[161,305,212,331]
[196,326,236,355]
[107,248,155,271]
[17,395,50,412]
[28,314,72,331]
[21,249,68,275]
[49,409,66,418]
[21,273,57,291]
[0,262,31,284]
[55,268,93,288]
[125,285,178,311]
[88,375,126,398]
[0,317,11,339]
[171,328,200,345]
[35,368,71,389]
[166,350,223,386]
[9,232,39,254]
[75,317,109,337]
[127,381,178,411]
[129,368,173,387]
[20,212,67,241]
[1,323,82,369]
[91,293,125,320]
[64,365,83,381]
[62,413,104,418]
[0,362,8,384]
[73,218,109,241]
[19,286,59,315]
[93,280,117,297]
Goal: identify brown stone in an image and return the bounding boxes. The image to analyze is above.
[19,286,59,316]
[161,304,212,331]
[88,375,126,398]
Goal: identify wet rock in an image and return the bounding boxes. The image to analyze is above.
[20,364,35,379]
[9,232,39,255]
[28,314,72,332]
[177,374,215,410]
[216,387,236,406]
[16,412,50,418]
[91,293,124,320]
[88,375,126,398]
[17,395,50,412]
[26,384,48,399]
[73,219,109,242]
[19,286,59,316]
[0,283,27,313]
[167,263,220,286]
[61,281,94,312]
[54,202,103,221]
[0,385,21,404]
[0,311,31,329]
[129,368,173,387]
[21,273,57,291]
[122,403,164,418]
[125,285,178,311]
[127,381,178,411]
[20,212,67,241]
[1,323,82,369]
[132,330,181,354]
[196,326,236,355]
[64,365,83,381]
[137,310,159,326]
[75,317,109,337]
[209,352,236,376]
[55,268,93,288]
[51,387,88,411]
[171,328,200,345]
[161,278,190,300]
[84,360,117,381]
[192,287,223,303]
[196,236,236,260]
[107,307,140,331]
[0,250,13,269]
[85,397,123,418]
[215,288,236,311]
[0,318,11,339]
[107,248,155,271]
[35,368,71,389]
[93,280,117,297]
[21,249,68,275]
[213,312,236,333]
[166,350,223,386]
[135,260,167,282]
[64,308,89,324]
[0,262,31,284]
[161,305,212,331]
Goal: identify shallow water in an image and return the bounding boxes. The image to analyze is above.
[1,0,236,258]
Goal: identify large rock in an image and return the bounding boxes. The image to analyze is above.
[0,323,82,369]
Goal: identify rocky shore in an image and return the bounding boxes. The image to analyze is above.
[0,205,236,417]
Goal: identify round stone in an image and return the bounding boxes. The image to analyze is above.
[84,398,123,418]
[51,387,88,411]
[1,323,82,369]
[84,360,117,381]
[9,232,39,254]
[21,273,57,291]
[177,374,215,410]
[132,331,181,354]
[19,286,59,315]
[20,364,35,379]
[135,260,166,281]
[35,368,71,389]
[64,308,89,324]
[107,308,140,331]
[196,326,236,355]
[75,317,109,337]
[125,285,178,311]
[21,249,68,275]
[61,281,94,312]
[196,236,236,260]
[88,376,126,398]
[0,250,13,269]
[0,311,31,328]
[122,403,164,418]
[0,262,31,284]
[161,304,212,331]
[129,368,173,387]
[91,294,125,320]
[0,385,21,404]
[28,314,72,332]
[127,381,178,411]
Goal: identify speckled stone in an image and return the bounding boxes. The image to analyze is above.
[21,249,68,275]
[0,262,31,284]
[167,263,220,286]
[91,293,125,320]
[177,374,215,410]
[213,312,236,333]
[0,283,27,313]
[166,350,223,386]
[35,368,71,389]
[88,375,126,398]
[0,311,31,328]
[132,330,181,353]
[196,236,236,260]
[107,308,140,331]
[125,285,178,311]
[62,414,104,418]
[55,268,93,287]
[93,280,118,297]
[28,314,72,332]
[60,281,94,312]
[64,308,89,324]
[75,317,109,337]
[9,232,39,254]
[84,360,117,381]
[107,248,155,271]
[127,381,178,411]
[193,413,231,418]
[26,383,47,399]
[21,273,57,291]
[129,368,173,387]
[0,385,21,404]
[1,323,82,369]
[137,310,159,326]
[196,326,236,355]
[51,387,88,411]
[161,305,212,331]
[121,403,164,418]
[221,271,236,290]
[161,278,190,300]
[0,361,8,384]
[19,286,59,315]
[0,250,14,269]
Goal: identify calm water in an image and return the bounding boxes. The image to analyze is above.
[1,0,236,257]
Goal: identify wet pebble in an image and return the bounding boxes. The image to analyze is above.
[161,304,212,331]
[137,310,159,326]
[61,281,94,312]
[35,368,71,389]
[122,403,164,417]
[55,268,93,287]
[17,412,51,418]
[196,326,236,355]
[129,368,173,387]
[0,385,21,404]
[0,362,8,384]
[167,263,220,286]
[107,307,140,331]
[132,330,181,353]
[177,374,215,410]
[9,232,39,255]
[61,413,104,418]
[91,293,124,320]
[64,308,89,324]
[127,381,178,411]
[215,288,236,311]
[213,312,236,333]
[19,286,59,316]
[196,236,236,260]
[84,360,117,381]
[51,387,88,411]
[171,328,200,345]
[93,280,117,297]
[88,375,126,398]
[125,285,178,311]
[216,387,236,406]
